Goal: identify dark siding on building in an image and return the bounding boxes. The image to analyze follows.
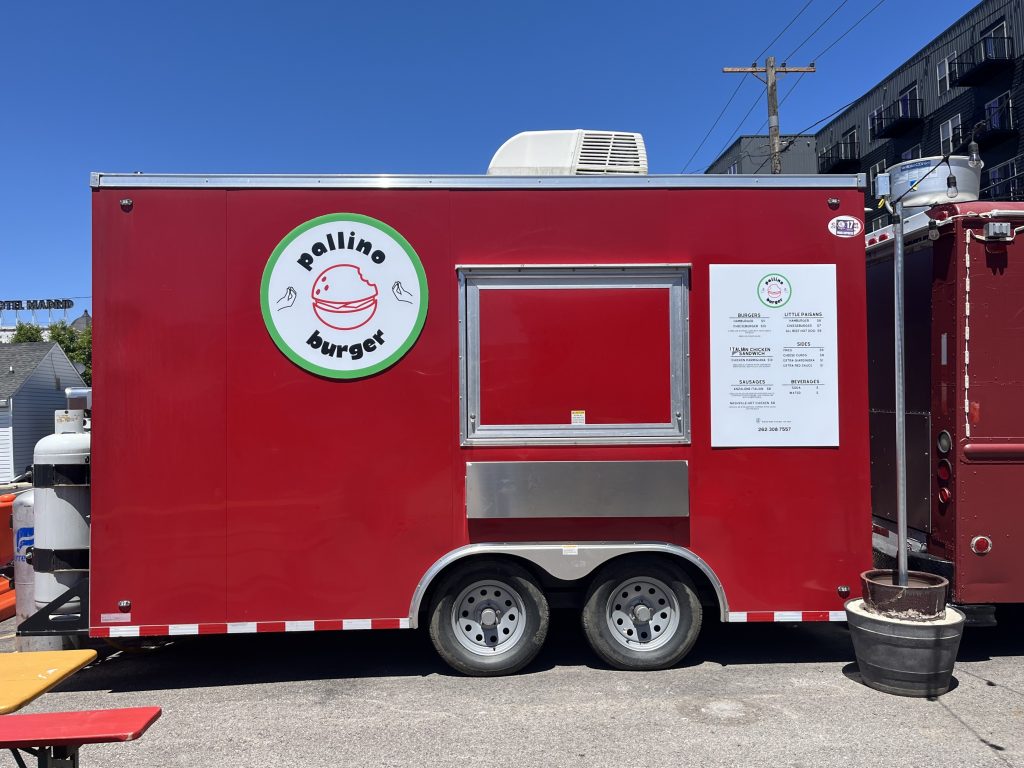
[815,0,1023,231]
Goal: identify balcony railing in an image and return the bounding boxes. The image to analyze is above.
[818,140,860,173]
[952,36,1015,86]
[876,98,924,138]
[980,159,1024,202]
[978,96,1015,148]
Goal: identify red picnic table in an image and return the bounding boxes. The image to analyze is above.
[0,650,161,767]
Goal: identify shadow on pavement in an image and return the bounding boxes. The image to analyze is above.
[37,605,1024,694]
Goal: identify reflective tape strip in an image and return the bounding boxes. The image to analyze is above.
[108,625,140,638]
[773,611,803,622]
[727,611,847,623]
[91,618,412,637]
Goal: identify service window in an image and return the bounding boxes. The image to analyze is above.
[459,266,690,445]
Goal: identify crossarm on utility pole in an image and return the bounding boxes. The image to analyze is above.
[721,58,815,174]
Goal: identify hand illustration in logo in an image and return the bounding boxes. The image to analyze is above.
[392,281,415,304]
[276,286,297,311]
[312,264,379,330]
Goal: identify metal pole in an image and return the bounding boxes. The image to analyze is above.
[893,200,909,586]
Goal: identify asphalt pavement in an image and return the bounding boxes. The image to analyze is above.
[2,609,1022,767]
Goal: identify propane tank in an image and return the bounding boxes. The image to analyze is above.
[32,429,91,619]
[13,490,63,651]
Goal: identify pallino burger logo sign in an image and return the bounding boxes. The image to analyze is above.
[260,213,428,379]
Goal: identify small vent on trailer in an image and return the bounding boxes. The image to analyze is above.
[487,130,648,175]
[575,132,647,175]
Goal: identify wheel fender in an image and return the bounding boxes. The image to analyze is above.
[409,542,728,627]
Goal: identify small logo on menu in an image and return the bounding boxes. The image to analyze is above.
[758,273,792,308]
[827,215,863,238]
[261,214,428,379]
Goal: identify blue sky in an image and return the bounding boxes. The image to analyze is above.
[0,0,979,322]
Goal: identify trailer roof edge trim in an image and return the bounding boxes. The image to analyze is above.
[90,172,866,190]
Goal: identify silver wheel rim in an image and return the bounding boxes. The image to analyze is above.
[451,579,527,656]
[604,576,680,652]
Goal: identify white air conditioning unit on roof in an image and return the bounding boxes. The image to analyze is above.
[487,130,648,176]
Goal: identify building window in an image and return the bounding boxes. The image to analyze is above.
[841,127,858,160]
[897,83,919,119]
[869,159,887,196]
[869,106,884,141]
[984,158,1021,200]
[726,161,738,175]
[869,216,888,233]
[901,145,922,161]
[940,114,961,155]
[985,92,1013,131]
[936,52,956,97]
[981,20,1010,61]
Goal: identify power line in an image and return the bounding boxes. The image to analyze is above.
[784,0,850,61]
[815,0,889,60]
[684,0,820,171]
[681,78,748,172]
[755,0,817,61]
[709,84,769,166]
[750,94,862,173]
[746,0,891,173]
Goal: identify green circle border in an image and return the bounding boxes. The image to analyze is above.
[260,213,429,379]
[757,272,792,309]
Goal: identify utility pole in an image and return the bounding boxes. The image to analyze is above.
[723,57,815,173]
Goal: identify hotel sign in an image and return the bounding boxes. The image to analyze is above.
[0,299,74,311]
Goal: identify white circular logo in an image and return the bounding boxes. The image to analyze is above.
[757,273,791,308]
[260,213,428,379]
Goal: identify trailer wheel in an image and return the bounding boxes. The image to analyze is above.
[581,557,702,671]
[428,560,549,677]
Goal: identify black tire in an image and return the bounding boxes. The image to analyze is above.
[581,557,702,671]
[428,560,550,677]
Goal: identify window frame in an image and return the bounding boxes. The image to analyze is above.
[940,114,962,155]
[457,264,691,446]
[868,106,884,141]
[985,91,1013,130]
[937,52,956,97]
[901,145,922,161]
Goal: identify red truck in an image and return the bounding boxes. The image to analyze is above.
[20,148,872,675]
[866,202,1024,620]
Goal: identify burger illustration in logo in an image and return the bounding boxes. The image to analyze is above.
[312,264,379,330]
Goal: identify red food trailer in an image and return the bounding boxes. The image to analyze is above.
[22,161,873,675]
[866,202,1024,620]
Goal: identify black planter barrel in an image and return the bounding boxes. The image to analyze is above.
[846,598,965,697]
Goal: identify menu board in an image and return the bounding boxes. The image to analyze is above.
[710,264,839,447]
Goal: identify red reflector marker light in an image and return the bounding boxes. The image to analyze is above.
[936,459,953,482]
[970,536,992,555]
[937,487,952,504]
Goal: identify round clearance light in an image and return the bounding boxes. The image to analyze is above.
[937,487,952,505]
[971,535,992,555]
[936,430,953,455]
[936,459,953,483]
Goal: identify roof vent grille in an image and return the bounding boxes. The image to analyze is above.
[487,130,648,175]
